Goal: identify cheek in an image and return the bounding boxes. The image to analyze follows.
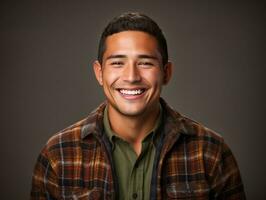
[102,70,119,85]
[143,70,164,85]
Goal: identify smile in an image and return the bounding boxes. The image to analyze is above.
[118,89,145,95]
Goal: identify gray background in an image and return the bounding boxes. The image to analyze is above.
[0,0,265,199]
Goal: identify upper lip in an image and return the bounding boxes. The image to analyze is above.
[117,88,145,90]
[116,87,147,90]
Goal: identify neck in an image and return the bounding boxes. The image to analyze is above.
[108,103,160,148]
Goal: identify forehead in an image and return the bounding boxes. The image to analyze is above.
[103,31,161,59]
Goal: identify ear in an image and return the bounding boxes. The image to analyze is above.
[93,60,103,86]
[162,61,173,85]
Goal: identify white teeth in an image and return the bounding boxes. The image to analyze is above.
[119,89,143,95]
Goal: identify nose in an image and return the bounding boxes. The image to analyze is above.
[122,62,141,83]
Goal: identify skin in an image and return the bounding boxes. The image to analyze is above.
[94,31,172,155]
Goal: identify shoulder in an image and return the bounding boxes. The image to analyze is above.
[45,118,87,151]
[181,115,224,145]
[43,102,106,154]
[179,115,237,171]
[161,98,224,146]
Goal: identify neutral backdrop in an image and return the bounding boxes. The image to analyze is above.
[1,0,265,199]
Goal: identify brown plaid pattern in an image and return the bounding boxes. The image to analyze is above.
[31,98,245,199]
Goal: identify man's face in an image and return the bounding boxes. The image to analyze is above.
[94,31,172,118]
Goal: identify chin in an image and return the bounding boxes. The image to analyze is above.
[118,109,145,117]
[114,105,148,117]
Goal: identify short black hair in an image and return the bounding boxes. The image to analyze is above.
[97,12,168,66]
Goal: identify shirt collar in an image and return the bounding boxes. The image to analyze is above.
[81,98,194,140]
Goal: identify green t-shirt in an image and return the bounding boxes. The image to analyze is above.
[103,106,162,200]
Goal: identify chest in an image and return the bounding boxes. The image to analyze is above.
[157,138,211,199]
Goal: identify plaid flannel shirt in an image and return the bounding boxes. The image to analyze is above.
[31,98,246,199]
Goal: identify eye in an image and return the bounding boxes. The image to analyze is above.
[110,61,124,67]
[138,61,154,67]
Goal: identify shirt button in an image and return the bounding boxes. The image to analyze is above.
[132,193,138,199]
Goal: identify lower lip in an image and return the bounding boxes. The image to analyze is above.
[118,90,146,100]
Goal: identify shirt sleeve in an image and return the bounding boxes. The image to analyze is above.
[209,141,246,199]
[30,147,59,200]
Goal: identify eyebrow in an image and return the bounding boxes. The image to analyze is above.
[106,54,126,60]
[106,54,159,60]
[138,54,158,60]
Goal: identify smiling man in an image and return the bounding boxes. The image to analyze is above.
[31,12,246,199]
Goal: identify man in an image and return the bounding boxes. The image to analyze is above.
[31,12,246,199]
